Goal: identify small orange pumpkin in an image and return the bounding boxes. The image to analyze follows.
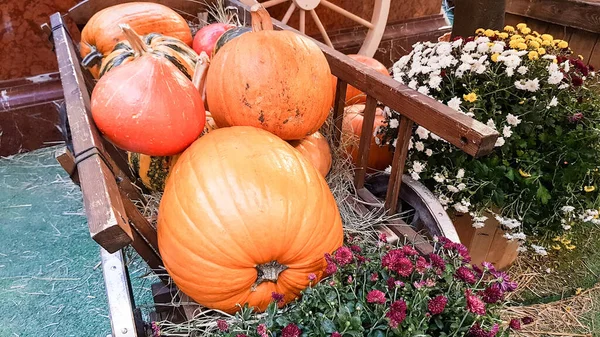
[206,4,333,140]
[288,132,332,177]
[343,104,393,172]
[332,55,390,105]
[157,126,343,314]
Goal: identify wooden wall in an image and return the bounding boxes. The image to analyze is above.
[505,0,600,68]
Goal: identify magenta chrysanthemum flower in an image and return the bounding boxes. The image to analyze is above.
[466,323,488,337]
[427,295,448,315]
[428,253,446,273]
[356,254,367,265]
[335,246,354,266]
[396,257,414,277]
[347,275,353,284]
[257,324,268,337]
[308,273,316,281]
[382,249,405,269]
[454,243,471,262]
[465,289,486,315]
[509,318,521,330]
[482,261,496,272]
[402,245,418,256]
[217,320,228,332]
[522,316,534,325]
[151,322,161,337]
[331,332,342,337]
[490,270,518,292]
[366,290,387,304]
[416,256,430,273]
[489,324,499,337]
[325,260,337,275]
[235,334,249,337]
[480,283,504,304]
[370,273,379,281]
[350,245,362,252]
[455,266,477,284]
[379,233,388,242]
[281,323,302,337]
[386,299,407,328]
[271,292,284,303]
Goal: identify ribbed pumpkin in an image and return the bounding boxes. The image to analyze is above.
[343,104,393,172]
[206,5,333,140]
[80,2,192,78]
[332,55,390,105]
[90,25,206,156]
[99,26,197,79]
[212,26,251,57]
[157,126,343,314]
[288,132,332,177]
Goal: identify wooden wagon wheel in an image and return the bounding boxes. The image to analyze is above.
[250,0,391,57]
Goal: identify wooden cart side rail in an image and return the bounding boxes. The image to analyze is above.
[507,0,600,35]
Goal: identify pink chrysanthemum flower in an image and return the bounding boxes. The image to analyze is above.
[480,283,504,304]
[509,318,521,330]
[385,299,407,328]
[465,289,486,315]
[350,245,362,252]
[257,324,268,337]
[455,266,477,284]
[331,332,342,337]
[382,249,405,269]
[366,290,387,304]
[281,323,302,337]
[370,273,379,281]
[427,295,448,315]
[402,245,418,256]
[217,319,228,332]
[235,334,248,337]
[308,273,317,281]
[396,257,414,277]
[271,292,284,303]
[335,246,354,266]
[416,256,430,273]
[428,253,446,273]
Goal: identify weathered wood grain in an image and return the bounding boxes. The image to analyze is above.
[353,96,377,189]
[507,0,600,34]
[332,78,348,148]
[384,116,414,214]
[51,13,133,253]
[452,0,506,38]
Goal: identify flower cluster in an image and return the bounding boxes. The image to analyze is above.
[211,236,527,336]
[379,23,600,252]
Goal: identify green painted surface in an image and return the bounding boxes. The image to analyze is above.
[0,146,154,337]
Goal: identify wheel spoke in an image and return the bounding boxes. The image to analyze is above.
[309,9,333,47]
[259,0,289,9]
[281,2,296,24]
[319,0,374,29]
[299,9,306,34]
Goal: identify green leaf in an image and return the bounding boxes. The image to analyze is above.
[505,169,515,181]
[320,319,336,334]
[536,183,552,204]
[434,317,445,330]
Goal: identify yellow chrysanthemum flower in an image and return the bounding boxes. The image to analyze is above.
[516,23,527,29]
[498,32,509,39]
[463,93,478,103]
[476,28,485,34]
[504,25,515,32]
[519,100,525,105]
[484,29,495,37]
[542,40,552,47]
[576,288,583,295]
[552,236,562,242]
[534,37,543,44]
[520,27,532,35]
[525,34,535,40]
[517,42,528,50]
[529,40,540,49]
[491,53,500,62]
[553,58,558,63]
[560,238,571,245]
[578,54,585,60]
[511,34,523,40]
[558,40,569,49]
[584,185,596,192]
[519,169,531,177]
[541,34,554,41]
[538,48,546,55]
[509,40,522,49]
[528,51,539,60]
[566,244,577,251]
[552,244,562,250]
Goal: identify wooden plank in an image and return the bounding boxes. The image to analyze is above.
[523,17,549,35]
[545,23,570,41]
[56,148,79,185]
[353,96,378,189]
[51,13,133,253]
[332,79,348,148]
[567,29,598,62]
[68,0,208,24]
[386,220,434,255]
[504,13,523,27]
[452,0,506,38]
[384,116,414,214]
[506,0,600,34]
[587,36,600,68]
[357,187,384,207]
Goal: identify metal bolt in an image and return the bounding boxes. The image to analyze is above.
[121,328,128,334]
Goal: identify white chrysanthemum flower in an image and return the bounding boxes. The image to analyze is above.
[393,75,405,84]
[477,43,489,53]
[447,97,462,111]
[438,195,451,206]
[389,118,399,129]
[531,244,548,256]
[395,55,411,69]
[433,173,445,183]
[408,80,418,89]
[411,172,420,180]
[474,215,488,223]
[472,222,486,229]
[490,43,505,53]
[429,75,442,90]
[475,36,490,44]
[461,53,475,64]
[457,183,467,191]
[515,80,527,90]
[439,55,455,68]
[415,141,425,152]
[548,71,563,85]
[495,137,505,147]
[412,161,425,173]
[456,168,465,179]
[562,224,572,230]
[503,233,514,240]
[517,246,528,252]
[505,67,515,77]
[503,126,513,138]
[517,66,528,75]
[416,126,430,140]
[559,83,569,89]
[453,203,469,213]
[447,185,459,193]
[547,62,560,73]
[502,55,522,68]
[383,106,393,117]
[562,205,575,213]
[519,78,540,92]
[452,38,463,48]
[392,138,397,148]
[425,149,433,156]
[512,232,527,240]
[436,42,452,56]
[430,133,441,141]
[548,96,558,108]
[486,119,496,129]
[563,61,570,72]
[384,166,392,174]
[506,114,521,126]
[542,54,556,60]
[463,41,477,52]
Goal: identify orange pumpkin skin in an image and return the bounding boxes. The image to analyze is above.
[157,126,343,314]
[288,132,332,177]
[91,55,205,156]
[332,55,390,105]
[343,104,393,172]
[80,2,192,77]
[206,6,333,140]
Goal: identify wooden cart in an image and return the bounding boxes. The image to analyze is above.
[47,1,498,335]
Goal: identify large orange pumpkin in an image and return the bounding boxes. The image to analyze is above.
[343,104,393,172]
[157,126,343,314]
[80,2,193,78]
[332,55,390,105]
[206,4,334,140]
[90,27,206,156]
[288,132,332,177]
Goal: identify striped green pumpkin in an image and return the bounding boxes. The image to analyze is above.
[128,152,181,192]
[99,26,198,79]
[212,26,251,57]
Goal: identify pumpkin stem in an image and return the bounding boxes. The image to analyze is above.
[192,52,211,105]
[119,23,149,55]
[251,261,288,291]
[250,4,274,32]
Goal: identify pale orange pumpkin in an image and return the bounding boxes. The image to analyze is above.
[332,55,390,105]
[205,4,333,140]
[157,126,343,314]
[288,132,332,177]
[343,104,393,172]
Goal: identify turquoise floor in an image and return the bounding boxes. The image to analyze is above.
[0,146,153,337]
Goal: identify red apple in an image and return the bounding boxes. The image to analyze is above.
[193,23,235,56]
